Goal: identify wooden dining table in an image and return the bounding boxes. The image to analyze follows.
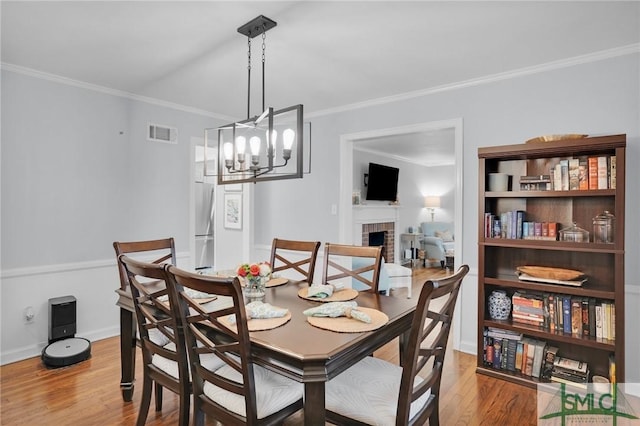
[116,278,419,425]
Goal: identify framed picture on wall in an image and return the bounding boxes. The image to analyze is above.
[223,193,242,229]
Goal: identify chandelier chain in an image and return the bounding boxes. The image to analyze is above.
[246,35,252,119]
[261,27,267,112]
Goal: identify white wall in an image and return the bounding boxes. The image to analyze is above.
[0,70,223,363]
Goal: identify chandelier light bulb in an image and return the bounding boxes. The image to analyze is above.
[282,128,295,161]
[235,136,246,154]
[267,129,277,156]
[223,142,234,160]
[283,128,295,150]
[250,136,261,155]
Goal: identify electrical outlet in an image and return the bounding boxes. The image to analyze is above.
[24,306,35,323]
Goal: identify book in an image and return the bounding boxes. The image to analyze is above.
[578,157,589,190]
[560,159,569,190]
[571,297,582,336]
[588,298,596,337]
[554,163,563,191]
[542,346,559,379]
[610,155,616,189]
[493,339,502,368]
[487,327,523,341]
[588,156,599,189]
[595,303,603,339]
[532,340,547,378]
[568,158,580,190]
[581,298,590,337]
[609,354,616,384]
[548,294,556,332]
[554,356,589,375]
[562,296,572,334]
[550,375,588,390]
[515,342,524,372]
[597,156,608,189]
[523,339,536,376]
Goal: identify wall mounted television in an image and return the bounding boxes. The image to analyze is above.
[365,162,399,201]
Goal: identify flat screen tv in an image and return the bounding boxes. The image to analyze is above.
[366,162,399,201]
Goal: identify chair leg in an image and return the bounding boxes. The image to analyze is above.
[136,375,153,426]
[154,382,163,411]
[440,260,445,269]
[178,391,190,426]
[193,399,205,426]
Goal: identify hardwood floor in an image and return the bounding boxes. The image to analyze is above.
[0,266,538,425]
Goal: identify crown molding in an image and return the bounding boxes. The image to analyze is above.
[307,43,640,119]
[0,62,234,121]
[3,43,638,121]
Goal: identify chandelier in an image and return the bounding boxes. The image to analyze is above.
[205,15,306,185]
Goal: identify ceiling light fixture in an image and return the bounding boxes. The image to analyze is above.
[204,15,307,185]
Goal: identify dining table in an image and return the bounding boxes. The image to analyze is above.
[115,278,419,425]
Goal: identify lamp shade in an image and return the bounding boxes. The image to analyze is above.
[424,196,441,209]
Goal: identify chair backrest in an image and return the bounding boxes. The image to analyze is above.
[113,238,176,290]
[396,264,469,426]
[269,238,321,281]
[118,255,189,393]
[165,265,261,425]
[322,243,383,293]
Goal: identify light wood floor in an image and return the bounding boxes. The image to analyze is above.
[0,266,538,425]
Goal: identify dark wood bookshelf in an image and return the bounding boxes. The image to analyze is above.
[477,134,625,387]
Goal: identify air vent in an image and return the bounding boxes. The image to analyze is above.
[148,123,178,144]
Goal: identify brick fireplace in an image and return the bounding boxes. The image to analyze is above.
[352,205,400,264]
[361,222,395,263]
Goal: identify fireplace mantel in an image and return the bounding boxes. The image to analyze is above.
[352,205,400,263]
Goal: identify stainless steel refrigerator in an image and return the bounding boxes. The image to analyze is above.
[194,181,215,269]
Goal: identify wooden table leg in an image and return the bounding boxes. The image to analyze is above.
[119,307,136,402]
[304,382,326,426]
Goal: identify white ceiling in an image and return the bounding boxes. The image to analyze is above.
[2,1,639,163]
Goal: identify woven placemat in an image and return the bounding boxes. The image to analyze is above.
[306,308,388,333]
[265,277,289,288]
[298,287,359,302]
[219,312,292,332]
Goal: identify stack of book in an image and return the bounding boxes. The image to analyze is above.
[551,356,590,389]
[519,175,552,191]
[511,291,547,328]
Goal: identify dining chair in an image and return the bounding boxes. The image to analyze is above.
[113,238,176,402]
[325,264,470,426]
[118,254,191,426]
[165,265,304,426]
[322,243,383,293]
[269,238,321,282]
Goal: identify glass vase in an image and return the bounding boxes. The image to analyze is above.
[244,275,266,300]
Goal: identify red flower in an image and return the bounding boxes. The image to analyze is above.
[237,266,248,277]
[249,264,261,276]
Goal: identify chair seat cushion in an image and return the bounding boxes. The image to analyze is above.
[326,356,431,426]
[151,342,225,379]
[203,363,303,419]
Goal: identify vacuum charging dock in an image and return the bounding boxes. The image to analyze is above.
[41,296,91,368]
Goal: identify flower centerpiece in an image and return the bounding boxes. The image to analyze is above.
[237,262,271,298]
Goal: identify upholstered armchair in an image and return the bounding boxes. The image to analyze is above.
[421,222,455,268]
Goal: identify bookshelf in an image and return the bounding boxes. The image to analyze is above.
[477,134,625,388]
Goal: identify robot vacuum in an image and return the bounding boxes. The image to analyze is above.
[42,337,91,368]
[41,295,91,368]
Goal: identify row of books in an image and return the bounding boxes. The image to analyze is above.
[483,211,558,241]
[518,155,617,192]
[483,327,617,388]
[510,291,615,341]
[482,328,556,379]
